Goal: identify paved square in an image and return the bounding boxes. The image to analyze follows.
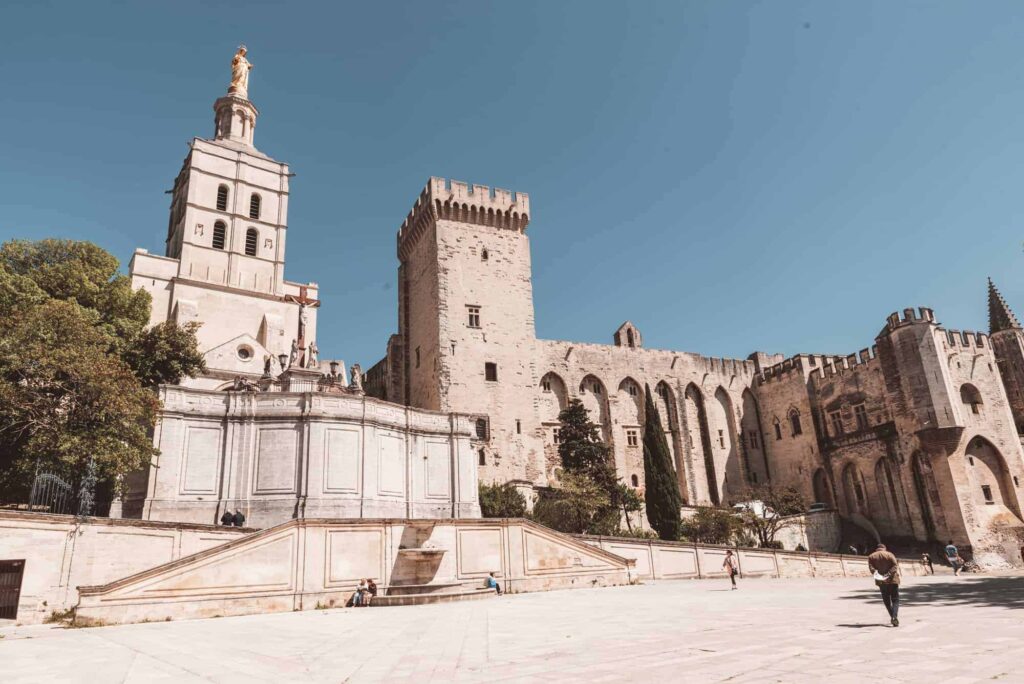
[3,573,1023,683]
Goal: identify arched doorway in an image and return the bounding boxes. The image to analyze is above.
[740,389,768,485]
[965,436,1020,517]
[655,381,688,503]
[812,468,833,507]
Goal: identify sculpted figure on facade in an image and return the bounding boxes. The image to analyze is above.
[307,341,319,368]
[288,339,299,368]
[229,46,253,98]
[349,363,364,394]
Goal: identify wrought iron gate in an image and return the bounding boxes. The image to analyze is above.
[0,559,25,620]
[29,472,74,514]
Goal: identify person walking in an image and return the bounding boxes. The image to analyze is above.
[921,552,934,575]
[945,540,961,576]
[723,550,739,590]
[867,543,901,627]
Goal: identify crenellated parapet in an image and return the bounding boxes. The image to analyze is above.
[809,346,881,382]
[881,306,936,334]
[938,327,989,350]
[397,177,530,260]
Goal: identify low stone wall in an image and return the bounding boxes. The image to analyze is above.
[0,511,250,624]
[773,510,843,553]
[576,534,931,581]
[74,518,633,626]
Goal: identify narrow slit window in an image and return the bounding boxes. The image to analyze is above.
[982,484,994,503]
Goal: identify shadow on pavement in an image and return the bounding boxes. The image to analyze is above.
[835,623,888,628]
[839,576,1024,610]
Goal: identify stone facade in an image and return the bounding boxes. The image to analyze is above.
[371,177,1024,567]
[130,384,480,528]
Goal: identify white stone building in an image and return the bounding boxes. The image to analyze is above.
[123,53,480,526]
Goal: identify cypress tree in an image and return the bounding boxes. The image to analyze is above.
[642,384,682,540]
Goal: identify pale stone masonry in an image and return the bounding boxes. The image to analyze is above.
[370,178,1024,567]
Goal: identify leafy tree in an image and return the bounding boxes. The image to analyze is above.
[733,483,807,548]
[616,483,644,534]
[531,471,611,534]
[479,482,528,518]
[641,385,682,540]
[557,399,616,487]
[0,239,206,500]
[679,506,739,545]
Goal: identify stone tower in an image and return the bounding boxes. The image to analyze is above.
[129,50,318,388]
[988,278,1024,432]
[391,178,543,482]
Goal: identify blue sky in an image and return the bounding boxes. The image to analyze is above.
[2,1,1024,367]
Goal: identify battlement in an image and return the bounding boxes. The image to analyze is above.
[939,327,989,350]
[881,307,936,334]
[758,348,883,385]
[397,177,531,260]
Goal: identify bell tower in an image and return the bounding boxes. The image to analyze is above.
[989,278,1024,432]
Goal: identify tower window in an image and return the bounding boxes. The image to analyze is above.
[774,420,782,441]
[245,228,258,256]
[626,429,638,447]
[829,411,843,436]
[718,429,725,448]
[854,404,868,430]
[542,379,551,392]
[516,419,521,434]
[212,221,227,250]
[475,418,489,441]
[216,185,229,211]
[982,484,994,503]
[485,362,498,382]
[415,347,421,368]
[631,474,639,488]
[478,449,486,466]
[790,410,803,436]
[481,248,489,261]
[467,306,481,328]
[249,193,261,219]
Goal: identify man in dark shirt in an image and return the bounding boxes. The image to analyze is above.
[231,509,246,527]
[220,509,234,526]
[867,543,901,627]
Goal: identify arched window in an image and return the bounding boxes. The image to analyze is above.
[216,185,229,211]
[631,474,639,487]
[249,193,261,220]
[960,384,983,415]
[245,228,258,256]
[212,221,226,250]
[789,409,803,436]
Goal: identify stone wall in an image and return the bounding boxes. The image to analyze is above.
[773,510,843,553]
[577,533,932,582]
[0,511,248,624]
[74,517,634,626]
[130,385,481,527]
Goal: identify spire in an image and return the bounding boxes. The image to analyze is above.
[988,278,1020,333]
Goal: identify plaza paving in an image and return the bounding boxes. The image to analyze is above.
[2,572,1023,683]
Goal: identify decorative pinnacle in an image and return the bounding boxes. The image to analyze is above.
[988,277,1020,333]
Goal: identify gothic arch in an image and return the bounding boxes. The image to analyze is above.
[684,383,717,505]
[538,372,569,422]
[874,457,901,519]
[965,436,1020,517]
[960,383,983,416]
[614,377,644,480]
[710,387,740,503]
[740,389,768,485]
[655,381,687,502]
[579,374,611,442]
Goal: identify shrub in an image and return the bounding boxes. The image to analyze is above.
[679,506,739,544]
[479,482,527,518]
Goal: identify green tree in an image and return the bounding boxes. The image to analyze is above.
[733,483,807,548]
[0,239,206,500]
[680,506,739,545]
[641,385,682,540]
[531,471,611,534]
[557,399,616,488]
[478,482,528,518]
[616,483,644,534]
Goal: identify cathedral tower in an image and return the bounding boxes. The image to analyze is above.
[130,49,318,388]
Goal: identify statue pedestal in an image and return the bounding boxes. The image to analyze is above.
[276,367,322,393]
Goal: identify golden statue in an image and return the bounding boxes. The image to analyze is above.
[229,45,253,99]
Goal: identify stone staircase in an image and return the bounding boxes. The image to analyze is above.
[370,581,496,607]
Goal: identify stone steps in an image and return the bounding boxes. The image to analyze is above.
[368,587,496,607]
